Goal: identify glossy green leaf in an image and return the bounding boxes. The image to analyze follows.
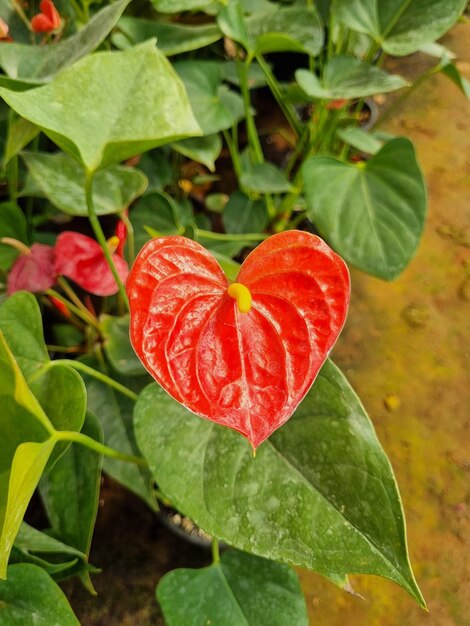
[247,7,323,57]
[441,63,470,99]
[22,152,148,216]
[135,360,424,606]
[336,126,384,155]
[174,60,244,135]
[3,118,39,167]
[101,314,146,377]
[172,135,222,172]
[40,411,102,568]
[240,162,293,194]
[0,41,201,172]
[150,0,216,11]
[157,550,308,626]
[0,0,130,84]
[222,191,268,234]
[336,0,467,56]
[296,56,408,100]
[302,138,427,279]
[0,563,80,624]
[0,291,48,380]
[113,17,222,55]
[0,203,28,271]
[80,358,156,511]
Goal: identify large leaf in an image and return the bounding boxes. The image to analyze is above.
[174,60,244,135]
[0,0,130,83]
[157,550,308,626]
[302,138,427,279]
[0,203,28,271]
[0,564,80,624]
[296,56,408,99]
[22,152,148,216]
[336,0,467,56]
[135,360,424,605]
[113,17,222,55]
[0,41,201,172]
[0,292,49,380]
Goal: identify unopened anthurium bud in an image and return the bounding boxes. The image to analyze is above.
[127,231,350,448]
[31,0,61,33]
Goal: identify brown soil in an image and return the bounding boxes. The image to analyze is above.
[64,23,470,626]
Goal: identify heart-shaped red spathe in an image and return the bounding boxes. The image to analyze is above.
[127,230,350,448]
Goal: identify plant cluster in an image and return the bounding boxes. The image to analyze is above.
[0,0,468,623]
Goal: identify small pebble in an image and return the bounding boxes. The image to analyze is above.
[384,394,401,412]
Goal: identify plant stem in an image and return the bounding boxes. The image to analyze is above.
[119,210,135,264]
[85,170,129,310]
[211,538,221,564]
[237,56,264,165]
[222,129,243,183]
[46,289,101,332]
[53,430,146,465]
[52,359,138,401]
[57,276,97,320]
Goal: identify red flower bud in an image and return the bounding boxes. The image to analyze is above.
[7,243,56,295]
[326,99,349,110]
[31,0,61,33]
[54,231,129,297]
[49,295,71,318]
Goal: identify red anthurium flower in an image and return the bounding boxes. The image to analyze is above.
[54,231,129,297]
[7,242,56,295]
[31,0,61,33]
[127,230,350,448]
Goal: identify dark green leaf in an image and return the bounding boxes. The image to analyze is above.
[172,135,222,172]
[113,17,222,55]
[222,191,268,234]
[157,550,308,626]
[0,563,80,624]
[14,523,86,560]
[22,152,148,216]
[131,192,187,252]
[0,0,130,83]
[0,41,201,171]
[135,360,424,606]
[296,56,408,99]
[302,137,427,279]
[0,203,28,271]
[336,0,467,56]
[441,63,470,99]
[101,314,146,377]
[240,162,292,194]
[174,60,244,135]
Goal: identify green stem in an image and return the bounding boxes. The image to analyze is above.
[85,170,129,310]
[197,229,268,242]
[57,276,98,321]
[52,359,138,401]
[211,538,221,564]
[222,129,243,183]
[53,430,146,465]
[46,289,101,332]
[119,210,135,264]
[256,55,301,136]
[237,57,264,165]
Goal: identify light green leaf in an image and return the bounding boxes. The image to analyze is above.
[101,314,146,377]
[336,0,467,56]
[135,360,424,606]
[222,191,268,234]
[296,56,407,99]
[22,152,148,216]
[3,117,39,167]
[157,549,308,626]
[240,162,293,194]
[0,0,130,84]
[174,60,244,135]
[113,17,222,55]
[0,203,28,271]
[0,41,201,172]
[336,126,384,154]
[149,0,217,12]
[0,291,49,381]
[302,137,427,279]
[0,563,80,624]
[217,3,250,51]
[172,135,222,172]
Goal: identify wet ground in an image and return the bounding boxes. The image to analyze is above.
[64,23,470,626]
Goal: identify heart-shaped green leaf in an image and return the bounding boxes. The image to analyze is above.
[0,564,80,624]
[0,41,201,172]
[0,0,130,83]
[135,359,424,605]
[174,60,244,135]
[302,138,427,279]
[296,56,408,99]
[157,550,308,626]
[222,191,268,234]
[336,0,467,56]
[22,152,148,216]
[113,17,222,55]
